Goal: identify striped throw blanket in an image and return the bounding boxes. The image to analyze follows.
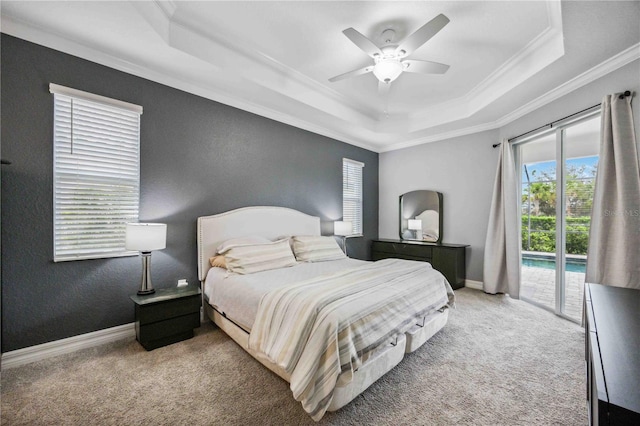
[248,258,454,421]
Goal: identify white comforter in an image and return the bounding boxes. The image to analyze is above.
[204,258,366,330]
[247,258,454,421]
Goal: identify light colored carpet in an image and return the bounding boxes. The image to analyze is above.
[1,289,587,425]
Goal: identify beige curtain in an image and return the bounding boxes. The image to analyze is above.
[585,93,640,289]
[483,139,521,298]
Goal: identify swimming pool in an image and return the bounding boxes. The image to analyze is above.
[522,256,586,273]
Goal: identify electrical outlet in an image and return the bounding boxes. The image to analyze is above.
[177,279,188,287]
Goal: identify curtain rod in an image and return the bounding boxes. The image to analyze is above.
[492,90,632,148]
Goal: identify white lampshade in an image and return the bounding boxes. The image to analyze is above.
[334,221,352,236]
[125,223,167,252]
[408,219,422,230]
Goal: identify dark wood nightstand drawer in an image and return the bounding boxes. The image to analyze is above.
[137,312,200,342]
[135,295,201,325]
[372,241,433,259]
[136,313,200,351]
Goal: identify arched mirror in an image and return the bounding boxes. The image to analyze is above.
[399,190,443,243]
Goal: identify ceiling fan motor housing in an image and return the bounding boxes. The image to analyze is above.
[381,28,396,44]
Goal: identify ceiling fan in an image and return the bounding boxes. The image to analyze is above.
[329,14,450,96]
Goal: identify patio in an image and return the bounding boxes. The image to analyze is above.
[520,266,585,321]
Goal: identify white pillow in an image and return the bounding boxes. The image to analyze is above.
[225,239,297,275]
[216,236,271,254]
[292,235,346,262]
[276,235,294,251]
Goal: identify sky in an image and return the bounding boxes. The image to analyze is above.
[523,156,598,182]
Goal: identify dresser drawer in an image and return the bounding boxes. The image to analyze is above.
[371,240,468,290]
[372,252,427,262]
[372,241,432,259]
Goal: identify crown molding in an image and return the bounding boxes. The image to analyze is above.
[464,0,564,110]
[404,0,564,133]
[7,0,561,144]
[2,5,637,154]
[495,42,640,128]
[379,122,499,152]
[164,11,378,125]
[381,42,639,152]
[155,0,177,19]
[0,14,379,152]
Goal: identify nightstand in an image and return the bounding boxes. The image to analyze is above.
[130,286,201,351]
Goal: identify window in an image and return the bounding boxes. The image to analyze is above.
[515,107,600,322]
[50,84,142,261]
[342,158,364,235]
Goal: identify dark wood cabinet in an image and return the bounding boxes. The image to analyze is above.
[130,286,201,351]
[585,283,640,425]
[371,239,468,289]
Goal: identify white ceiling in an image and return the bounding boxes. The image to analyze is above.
[2,1,639,152]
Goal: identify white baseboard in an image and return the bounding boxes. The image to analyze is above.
[464,279,483,291]
[1,323,136,370]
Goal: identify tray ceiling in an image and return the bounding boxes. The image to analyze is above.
[2,1,639,152]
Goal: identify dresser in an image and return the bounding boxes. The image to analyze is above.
[371,239,468,289]
[585,283,640,425]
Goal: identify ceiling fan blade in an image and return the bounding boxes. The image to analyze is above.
[343,28,383,58]
[328,65,374,82]
[378,80,391,97]
[402,59,450,74]
[395,14,449,57]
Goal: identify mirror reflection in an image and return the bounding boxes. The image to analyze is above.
[399,190,443,243]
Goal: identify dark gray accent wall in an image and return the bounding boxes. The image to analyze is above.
[0,34,378,352]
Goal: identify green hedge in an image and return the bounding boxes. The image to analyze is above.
[521,216,590,255]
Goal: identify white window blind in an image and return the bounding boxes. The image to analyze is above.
[51,84,142,262]
[342,158,364,235]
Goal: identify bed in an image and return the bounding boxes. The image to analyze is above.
[197,206,454,421]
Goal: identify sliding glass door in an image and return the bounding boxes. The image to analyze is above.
[516,113,600,322]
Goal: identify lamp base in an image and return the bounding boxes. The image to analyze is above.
[137,251,155,296]
[342,236,348,257]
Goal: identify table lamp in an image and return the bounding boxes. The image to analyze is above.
[126,223,167,295]
[334,221,352,255]
[408,219,422,239]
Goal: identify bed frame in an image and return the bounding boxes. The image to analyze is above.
[197,206,449,412]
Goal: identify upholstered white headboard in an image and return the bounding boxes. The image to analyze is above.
[197,206,321,281]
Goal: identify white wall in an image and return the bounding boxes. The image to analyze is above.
[379,59,640,284]
[379,129,499,281]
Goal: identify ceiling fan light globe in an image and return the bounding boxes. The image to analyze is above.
[373,59,403,83]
